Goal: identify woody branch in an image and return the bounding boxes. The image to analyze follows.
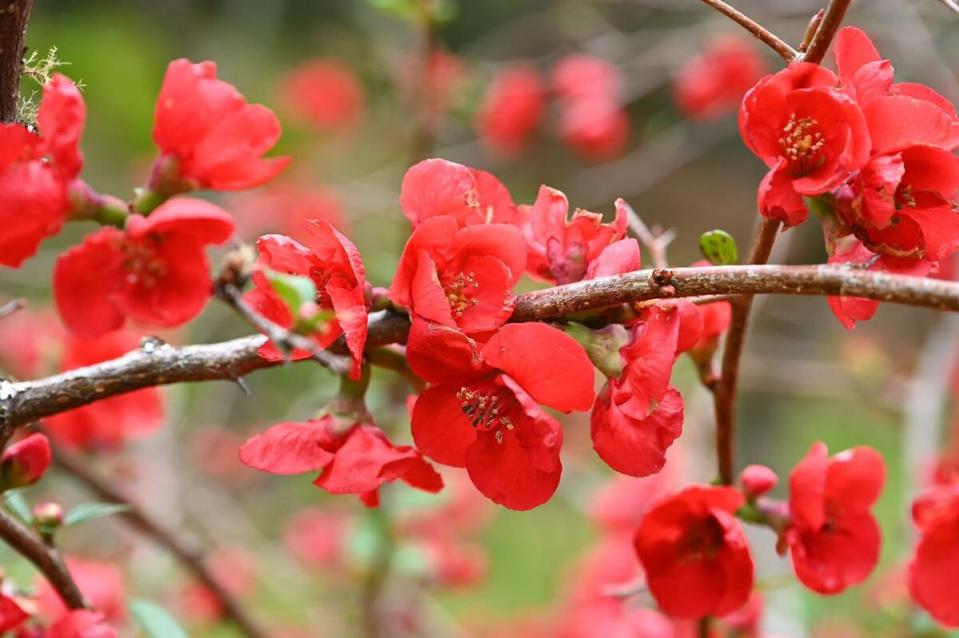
[4,263,959,429]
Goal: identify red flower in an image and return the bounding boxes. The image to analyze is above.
[38,559,126,623]
[279,59,364,131]
[47,611,116,638]
[0,74,85,267]
[519,187,627,284]
[44,331,164,451]
[675,36,767,120]
[408,320,594,510]
[283,507,351,569]
[239,415,443,506]
[591,305,684,477]
[243,221,368,377]
[151,59,290,192]
[0,592,30,632]
[786,442,885,594]
[54,197,234,337]
[634,485,754,618]
[740,63,870,227]
[390,215,526,336]
[739,464,778,498]
[0,306,63,379]
[399,159,517,228]
[476,64,545,156]
[908,484,959,626]
[0,433,52,489]
[552,55,629,161]
[230,181,346,241]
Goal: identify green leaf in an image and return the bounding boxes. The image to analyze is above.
[263,269,317,315]
[129,599,188,638]
[63,502,131,527]
[3,490,31,523]
[699,229,739,266]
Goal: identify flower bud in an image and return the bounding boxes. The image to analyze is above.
[739,464,778,498]
[0,434,51,491]
[32,501,64,528]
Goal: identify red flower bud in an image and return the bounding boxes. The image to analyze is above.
[739,464,778,498]
[32,501,64,528]
[0,433,51,489]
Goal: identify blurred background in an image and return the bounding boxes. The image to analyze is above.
[2,0,959,636]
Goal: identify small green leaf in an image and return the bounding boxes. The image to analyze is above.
[263,269,317,315]
[129,599,188,638]
[699,229,739,266]
[63,502,131,527]
[3,490,31,523]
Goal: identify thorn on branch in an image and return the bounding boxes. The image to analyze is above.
[799,9,826,53]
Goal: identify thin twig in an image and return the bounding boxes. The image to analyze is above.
[711,218,781,485]
[0,299,25,320]
[6,264,959,427]
[802,0,853,64]
[51,447,270,638]
[697,0,798,61]
[0,507,86,609]
[619,200,674,269]
[937,0,959,15]
[214,282,352,376]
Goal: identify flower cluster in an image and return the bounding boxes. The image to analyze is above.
[739,27,959,328]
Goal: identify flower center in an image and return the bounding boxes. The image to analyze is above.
[779,114,825,176]
[679,515,725,560]
[120,238,166,288]
[443,271,480,317]
[456,383,516,444]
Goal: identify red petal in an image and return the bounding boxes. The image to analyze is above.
[405,318,483,384]
[788,441,829,530]
[239,420,335,474]
[399,159,479,227]
[591,384,683,477]
[481,322,595,412]
[826,446,885,511]
[410,250,455,327]
[834,27,881,83]
[620,305,680,415]
[585,238,642,279]
[389,215,458,309]
[410,384,477,467]
[454,223,527,286]
[327,280,368,379]
[788,511,880,594]
[130,197,234,245]
[865,95,959,154]
[910,514,959,626]
[53,228,125,338]
[464,427,561,510]
[758,161,807,227]
[37,74,86,179]
[450,254,514,334]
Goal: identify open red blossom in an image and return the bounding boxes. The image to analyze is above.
[740,63,870,227]
[244,221,368,377]
[151,59,290,192]
[54,197,234,338]
[47,611,117,638]
[834,27,959,153]
[399,159,518,228]
[634,485,753,618]
[0,74,85,268]
[0,433,52,490]
[519,188,627,284]
[674,36,767,121]
[279,59,364,131]
[408,320,594,510]
[591,305,684,477]
[786,442,885,594]
[908,484,959,626]
[239,415,443,506]
[44,331,164,452]
[476,64,545,156]
[390,215,525,336]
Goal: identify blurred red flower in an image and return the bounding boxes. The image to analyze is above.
[476,64,545,155]
[46,610,116,638]
[279,59,364,131]
[909,484,959,626]
[674,36,766,120]
[552,55,629,161]
[230,182,347,241]
[38,558,126,623]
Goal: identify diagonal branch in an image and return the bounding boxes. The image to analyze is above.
[802,0,853,64]
[0,507,86,609]
[697,0,798,61]
[52,447,270,638]
[4,264,959,428]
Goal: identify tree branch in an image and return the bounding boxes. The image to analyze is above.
[52,447,270,638]
[4,264,959,428]
[711,219,780,485]
[802,0,853,64]
[0,0,33,122]
[0,507,86,609]
[697,0,798,61]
